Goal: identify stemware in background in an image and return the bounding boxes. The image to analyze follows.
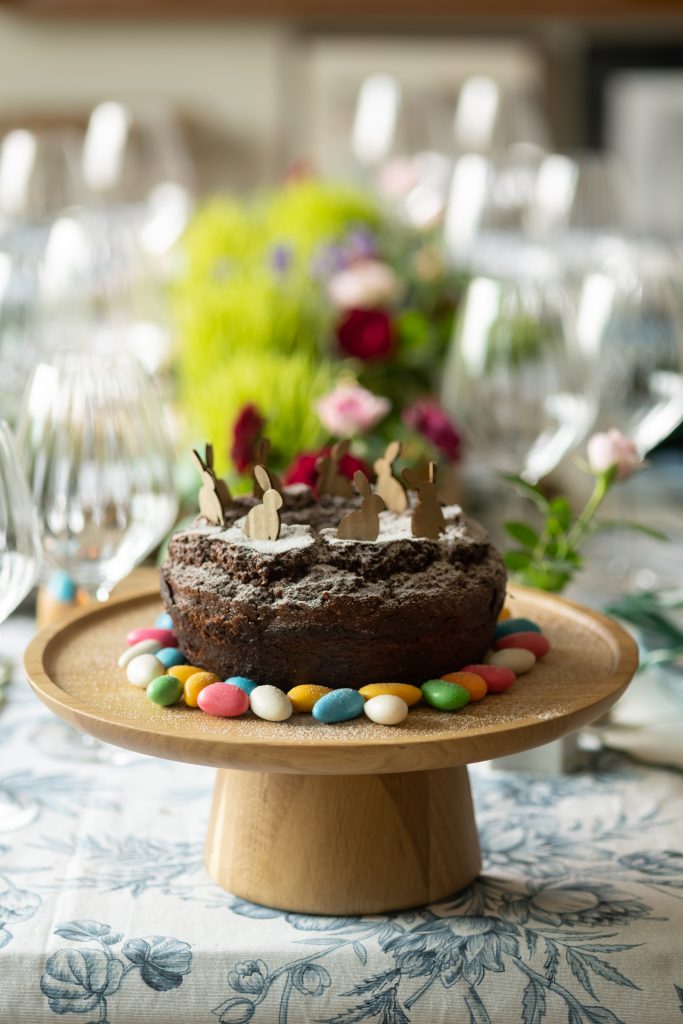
[0,420,41,623]
[17,350,178,602]
[442,256,595,534]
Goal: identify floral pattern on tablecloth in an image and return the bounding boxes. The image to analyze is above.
[1,616,683,1023]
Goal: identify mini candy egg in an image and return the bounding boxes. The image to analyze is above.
[358,683,422,706]
[126,654,166,688]
[48,570,77,602]
[226,676,259,696]
[486,648,536,674]
[155,611,174,630]
[495,631,550,658]
[147,674,184,707]
[497,605,512,622]
[312,688,365,724]
[287,684,331,712]
[440,671,487,702]
[168,664,205,684]
[364,694,409,726]
[126,627,178,648]
[493,618,541,642]
[197,682,250,717]
[461,664,515,693]
[184,672,220,708]
[421,680,471,711]
[156,647,187,669]
[250,685,293,722]
[118,638,162,669]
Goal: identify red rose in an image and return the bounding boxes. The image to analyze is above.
[403,400,462,462]
[283,446,371,493]
[231,403,265,473]
[336,308,394,361]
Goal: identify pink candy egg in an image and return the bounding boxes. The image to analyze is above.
[494,631,550,658]
[126,627,178,648]
[197,682,250,718]
[461,664,516,693]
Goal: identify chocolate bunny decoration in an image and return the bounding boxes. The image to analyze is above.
[191,445,231,526]
[243,466,283,541]
[374,441,408,514]
[251,438,283,498]
[316,441,355,499]
[402,462,445,540]
[337,471,385,541]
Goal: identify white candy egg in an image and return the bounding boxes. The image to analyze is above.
[363,694,409,726]
[250,685,293,722]
[118,638,162,668]
[485,648,536,674]
[126,654,165,688]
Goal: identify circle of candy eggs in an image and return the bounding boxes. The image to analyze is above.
[461,664,516,693]
[358,682,422,706]
[250,685,293,722]
[495,631,550,658]
[126,627,178,648]
[147,674,184,707]
[156,646,187,670]
[126,653,166,688]
[226,675,259,696]
[183,671,221,708]
[287,684,331,712]
[364,694,409,726]
[493,617,541,641]
[168,664,205,685]
[118,638,161,669]
[197,682,250,717]
[485,648,536,674]
[313,688,365,724]
[421,679,471,711]
[155,611,174,630]
[441,671,487,702]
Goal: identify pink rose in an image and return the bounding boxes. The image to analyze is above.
[586,429,642,479]
[328,260,400,310]
[316,383,390,437]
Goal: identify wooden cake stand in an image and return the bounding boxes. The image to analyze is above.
[24,584,638,916]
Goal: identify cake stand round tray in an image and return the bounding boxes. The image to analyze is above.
[24,584,637,916]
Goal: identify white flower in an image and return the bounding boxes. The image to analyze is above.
[328,260,400,310]
[586,429,643,479]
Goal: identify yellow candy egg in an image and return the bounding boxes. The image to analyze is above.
[168,664,205,684]
[183,671,221,708]
[358,683,422,707]
[498,605,512,622]
[287,684,331,713]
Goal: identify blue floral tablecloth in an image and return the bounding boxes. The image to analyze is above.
[1,614,683,1024]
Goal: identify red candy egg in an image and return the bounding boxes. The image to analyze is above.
[126,627,178,648]
[495,631,550,658]
[461,664,515,693]
[197,682,250,718]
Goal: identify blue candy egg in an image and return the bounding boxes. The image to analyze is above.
[225,675,258,696]
[155,611,174,630]
[312,688,365,724]
[47,570,77,603]
[493,617,542,641]
[157,647,187,669]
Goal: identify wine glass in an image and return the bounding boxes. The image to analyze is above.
[443,256,595,484]
[0,420,41,620]
[17,350,178,602]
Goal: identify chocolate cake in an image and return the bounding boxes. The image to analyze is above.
[160,486,507,690]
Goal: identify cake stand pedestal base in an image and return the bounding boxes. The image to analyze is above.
[205,765,481,915]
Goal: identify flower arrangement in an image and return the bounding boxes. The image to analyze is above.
[173,179,465,489]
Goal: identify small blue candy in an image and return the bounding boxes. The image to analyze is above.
[155,611,174,630]
[157,647,187,669]
[493,617,542,641]
[225,675,258,696]
[47,570,77,603]
[312,688,365,724]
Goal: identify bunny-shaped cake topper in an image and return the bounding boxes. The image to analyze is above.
[243,465,283,541]
[374,440,408,514]
[402,461,445,540]
[251,437,283,499]
[337,471,385,541]
[316,440,355,499]
[192,445,231,526]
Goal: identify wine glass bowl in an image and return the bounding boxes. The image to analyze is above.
[18,351,178,599]
[0,420,41,622]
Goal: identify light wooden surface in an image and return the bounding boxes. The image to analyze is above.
[207,765,481,914]
[23,584,639,776]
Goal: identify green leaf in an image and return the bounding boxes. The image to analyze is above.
[503,521,539,548]
[548,496,572,530]
[499,473,550,512]
[593,519,668,541]
[517,565,572,593]
[504,550,532,571]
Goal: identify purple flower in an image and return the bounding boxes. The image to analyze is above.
[269,244,293,275]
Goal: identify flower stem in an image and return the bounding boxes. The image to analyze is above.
[566,473,610,550]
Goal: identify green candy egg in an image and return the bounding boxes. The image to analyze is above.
[421,679,471,711]
[147,674,184,707]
